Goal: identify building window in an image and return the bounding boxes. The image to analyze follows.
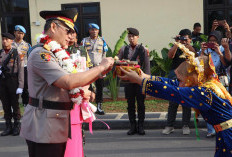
[62,2,101,43]
[204,0,232,36]
[0,0,31,43]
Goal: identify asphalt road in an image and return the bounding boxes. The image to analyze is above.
[0,129,215,157]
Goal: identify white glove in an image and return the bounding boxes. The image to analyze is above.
[16,88,23,94]
[0,70,2,75]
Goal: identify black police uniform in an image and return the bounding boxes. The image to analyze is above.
[0,33,24,136]
[118,28,150,135]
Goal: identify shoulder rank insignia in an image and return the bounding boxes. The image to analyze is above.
[40,52,51,62]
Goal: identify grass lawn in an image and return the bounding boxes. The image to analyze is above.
[5,98,182,116]
[100,98,183,113]
[102,99,169,113]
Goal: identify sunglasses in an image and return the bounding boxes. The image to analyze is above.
[54,22,74,34]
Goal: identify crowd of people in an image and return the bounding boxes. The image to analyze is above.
[1,7,232,157]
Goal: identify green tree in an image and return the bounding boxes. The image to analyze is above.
[104,30,128,100]
[150,44,173,77]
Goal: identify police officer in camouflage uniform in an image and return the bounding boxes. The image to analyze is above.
[81,23,108,115]
[0,33,24,136]
[12,25,31,106]
[118,28,150,135]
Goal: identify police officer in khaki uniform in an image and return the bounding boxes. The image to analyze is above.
[20,9,114,157]
[118,28,150,135]
[0,33,24,136]
[81,23,108,115]
[12,25,31,107]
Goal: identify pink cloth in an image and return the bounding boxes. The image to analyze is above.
[64,105,84,157]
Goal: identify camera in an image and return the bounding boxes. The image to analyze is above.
[218,20,226,26]
[203,43,215,49]
[175,36,187,41]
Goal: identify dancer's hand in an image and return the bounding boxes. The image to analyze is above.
[140,70,150,79]
[118,67,143,85]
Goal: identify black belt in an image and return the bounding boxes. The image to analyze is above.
[29,97,73,110]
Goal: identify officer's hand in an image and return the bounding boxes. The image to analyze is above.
[16,88,23,94]
[99,57,114,75]
[89,92,95,102]
[118,67,143,85]
[0,70,2,75]
[83,85,91,101]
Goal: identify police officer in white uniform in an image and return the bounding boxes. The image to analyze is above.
[20,9,114,157]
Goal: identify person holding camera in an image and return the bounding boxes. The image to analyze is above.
[0,33,24,136]
[162,29,196,135]
[199,30,231,137]
[200,31,231,74]
[211,19,232,39]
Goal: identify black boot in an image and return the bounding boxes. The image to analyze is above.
[137,95,145,135]
[138,121,145,135]
[12,120,21,136]
[1,121,13,136]
[127,122,137,135]
[96,103,105,115]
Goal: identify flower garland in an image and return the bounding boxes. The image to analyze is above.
[38,34,84,105]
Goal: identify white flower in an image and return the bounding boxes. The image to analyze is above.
[48,41,61,51]
[70,88,80,94]
[71,96,83,105]
[40,35,84,104]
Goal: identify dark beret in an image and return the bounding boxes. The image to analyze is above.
[127,27,139,36]
[1,33,15,40]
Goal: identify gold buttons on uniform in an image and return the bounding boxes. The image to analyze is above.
[191,88,194,91]
[163,86,167,89]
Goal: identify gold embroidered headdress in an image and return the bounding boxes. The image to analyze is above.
[175,42,232,105]
[175,42,205,84]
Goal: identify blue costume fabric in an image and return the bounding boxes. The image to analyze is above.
[141,76,232,157]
